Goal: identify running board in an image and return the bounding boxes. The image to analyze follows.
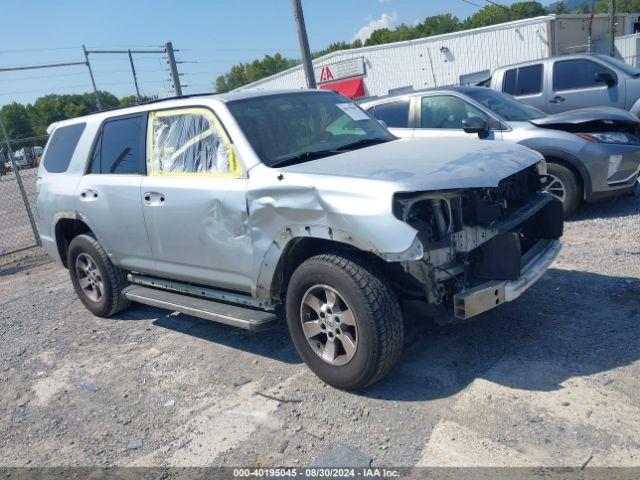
[123,285,278,331]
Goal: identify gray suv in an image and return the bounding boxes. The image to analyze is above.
[362,87,640,216]
[36,90,562,389]
[485,53,640,116]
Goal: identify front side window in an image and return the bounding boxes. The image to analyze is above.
[368,100,410,128]
[421,95,487,129]
[89,115,145,174]
[43,123,86,173]
[554,59,614,91]
[503,64,543,96]
[148,108,241,176]
[227,92,393,167]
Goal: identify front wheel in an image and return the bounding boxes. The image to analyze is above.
[285,254,403,389]
[544,162,581,217]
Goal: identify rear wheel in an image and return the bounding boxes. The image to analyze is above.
[285,254,403,389]
[68,234,130,317]
[544,162,581,217]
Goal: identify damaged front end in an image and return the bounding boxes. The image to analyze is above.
[394,163,563,322]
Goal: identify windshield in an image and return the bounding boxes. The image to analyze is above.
[595,54,640,77]
[227,91,394,167]
[466,89,547,121]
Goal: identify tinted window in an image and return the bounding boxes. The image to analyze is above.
[503,65,543,96]
[421,95,487,129]
[503,69,517,95]
[368,100,410,128]
[43,123,86,173]
[89,115,145,174]
[554,59,613,91]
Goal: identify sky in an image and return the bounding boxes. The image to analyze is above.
[0,0,550,107]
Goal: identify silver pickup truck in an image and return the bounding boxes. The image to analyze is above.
[484,53,640,116]
[36,90,563,389]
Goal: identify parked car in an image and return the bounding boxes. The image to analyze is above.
[483,53,640,116]
[362,87,640,216]
[37,90,562,389]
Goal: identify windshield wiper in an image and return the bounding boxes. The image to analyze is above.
[270,149,340,168]
[332,137,391,152]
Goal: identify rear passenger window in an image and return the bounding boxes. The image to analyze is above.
[368,100,410,128]
[43,123,86,173]
[503,65,543,96]
[89,115,146,174]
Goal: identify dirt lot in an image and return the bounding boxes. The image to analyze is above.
[1,190,639,468]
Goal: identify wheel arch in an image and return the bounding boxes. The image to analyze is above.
[536,150,590,200]
[265,236,387,304]
[54,217,93,268]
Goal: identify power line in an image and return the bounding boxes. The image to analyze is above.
[483,0,510,9]
[460,0,486,9]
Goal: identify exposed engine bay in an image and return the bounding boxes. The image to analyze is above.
[392,162,563,321]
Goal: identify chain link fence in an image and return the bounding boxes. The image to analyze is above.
[0,134,47,262]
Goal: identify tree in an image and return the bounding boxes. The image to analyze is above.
[0,103,34,141]
[417,14,463,37]
[463,2,546,29]
[215,53,298,92]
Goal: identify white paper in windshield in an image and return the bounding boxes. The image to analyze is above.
[336,103,369,121]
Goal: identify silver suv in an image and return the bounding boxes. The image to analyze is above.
[36,90,563,389]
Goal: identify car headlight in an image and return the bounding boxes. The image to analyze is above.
[577,132,640,144]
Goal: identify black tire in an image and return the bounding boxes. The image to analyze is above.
[68,234,131,317]
[285,253,403,389]
[546,162,581,217]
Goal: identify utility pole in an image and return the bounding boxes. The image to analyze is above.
[127,49,142,103]
[291,0,317,89]
[587,0,595,52]
[83,45,102,110]
[610,0,617,57]
[164,42,182,96]
[85,46,170,102]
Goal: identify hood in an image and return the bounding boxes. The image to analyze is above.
[281,137,542,191]
[530,107,639,133]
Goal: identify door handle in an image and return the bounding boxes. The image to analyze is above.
[144,192,165,206]
[550,96,565,104]
[80,189,98,201]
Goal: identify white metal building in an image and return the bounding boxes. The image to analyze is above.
[235,13,640,99]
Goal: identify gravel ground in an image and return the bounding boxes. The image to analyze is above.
[0,190,639,468]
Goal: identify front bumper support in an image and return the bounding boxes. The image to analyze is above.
[453,239,561,320]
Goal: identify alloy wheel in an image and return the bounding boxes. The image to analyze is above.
[300,284,358,366]
[544,173,566,203]
[75,253,105,303]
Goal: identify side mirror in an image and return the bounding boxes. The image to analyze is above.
[595,71,617,87]
[378,119,388,129]
[462,117,490,139]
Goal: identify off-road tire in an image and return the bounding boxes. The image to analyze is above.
[547,162,581,217]
[285,253,403,389]
[68,234,131,317]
